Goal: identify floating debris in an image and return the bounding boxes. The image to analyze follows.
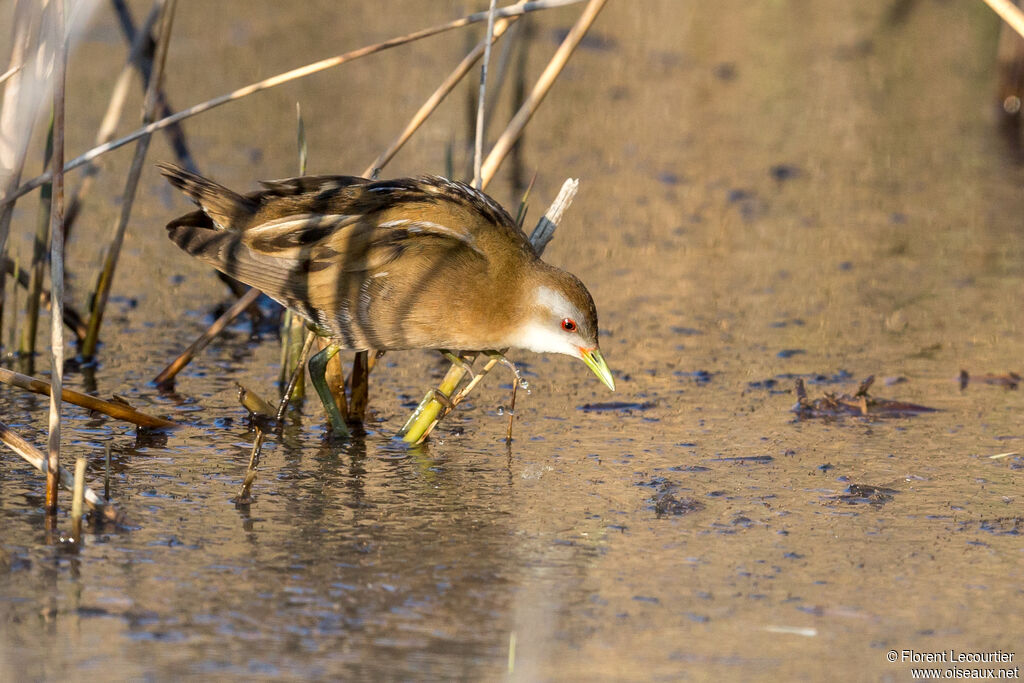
[826,483,900,506]
[792,375,937,419]
[653,492,705,517]
[958,370,1020,390]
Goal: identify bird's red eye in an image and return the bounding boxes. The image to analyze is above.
[561,318,577,332]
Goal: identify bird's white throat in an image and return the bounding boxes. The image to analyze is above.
[505,286,582,357]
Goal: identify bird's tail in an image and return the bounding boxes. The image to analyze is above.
[157,162,256,230]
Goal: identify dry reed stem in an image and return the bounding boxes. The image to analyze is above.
[0,367,177,429]
[0,420,119,522]
[46,0,67,514]
[0,5,37,332]
[81,0,176,360]
[0,64,21,86]
[152,286,261,385]
[20,119,53,362]
[276,330,316,422]
[480,0,607,184]
[2,256,88,340]
[65,1,165,232]
[474,0,500,189]
[0,0,586,208]
[984,0,1024,39]
[365,13,519,177]
[71,456,86,541]
[111,0,198,172]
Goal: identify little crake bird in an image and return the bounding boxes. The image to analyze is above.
[158,163,614,432]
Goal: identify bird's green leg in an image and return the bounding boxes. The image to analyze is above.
[308,343,350,437]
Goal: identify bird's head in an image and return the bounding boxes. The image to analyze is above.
[508,267,614,391]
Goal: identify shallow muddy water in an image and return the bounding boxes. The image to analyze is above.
[1,1,1022,680]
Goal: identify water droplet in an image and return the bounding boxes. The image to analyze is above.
[496,406,504,416]
[518,379,529,390]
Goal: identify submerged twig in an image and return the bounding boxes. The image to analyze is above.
[0,0,586,207]
[0,421,119,522]
[82,0,177,360]
[0,367,177,429]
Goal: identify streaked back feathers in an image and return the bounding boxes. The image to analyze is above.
[158,164,549,351]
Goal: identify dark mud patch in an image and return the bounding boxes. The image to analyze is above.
[954,517,1023,536]
[747,369,854,393]
[578,401,656,413]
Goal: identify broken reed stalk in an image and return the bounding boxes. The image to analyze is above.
[0,367,177,429]
[65,1,165,233]
[81,0,177,360]
[984,0,1024,39]
[400,178,578,443]
[46,0,67,514]
[401,0,606,442]
[0,420,118,522]
[19,117,54,365]
[474,0,499,189]
[0,0,586,208]
[71,456,86,541]
[480,0,607,182]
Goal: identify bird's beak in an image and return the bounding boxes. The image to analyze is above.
[579,347,615,391]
